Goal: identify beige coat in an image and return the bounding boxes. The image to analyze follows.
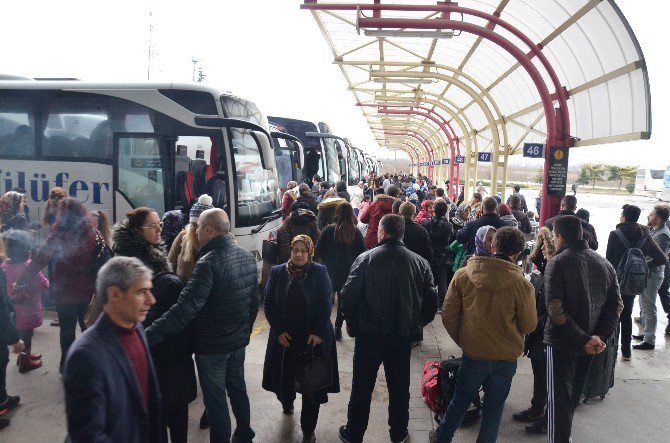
[442,256,536,362]
[168,228,198,282]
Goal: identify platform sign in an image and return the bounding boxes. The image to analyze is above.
[477,152,491,162]
[523,143,544,158]
[430,160,440,166]
[442,158,450,165]
[455,156,465,164]
[546,147,569,196]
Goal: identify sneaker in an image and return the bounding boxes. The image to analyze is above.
[525,420,547,434]
[0,418,9,430]
[428,430,439,443]
[50,319,60,327]
[0,396,20,410]
[632,334,644,341]
[339,426,352,443]
[621,347,631,360]
[512,407,545,422]
[633,342,655,350]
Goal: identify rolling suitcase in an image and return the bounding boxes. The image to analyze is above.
[581,324,619,403]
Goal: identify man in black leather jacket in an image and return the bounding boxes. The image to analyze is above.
[339,214,437,443]
[146,208,258,443]
[456,197,505,254]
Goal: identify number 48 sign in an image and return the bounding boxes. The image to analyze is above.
[523,143,544,158]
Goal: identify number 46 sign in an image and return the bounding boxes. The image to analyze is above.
[523,143,544,158]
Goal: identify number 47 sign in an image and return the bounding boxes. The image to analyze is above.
[523,143,544,158]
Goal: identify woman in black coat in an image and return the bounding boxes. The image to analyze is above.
[314,203,365,340]
[263,235,339,443]
[113,207,196,443]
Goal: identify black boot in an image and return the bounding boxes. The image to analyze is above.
[199,410,209,429]
[282,401,294,415]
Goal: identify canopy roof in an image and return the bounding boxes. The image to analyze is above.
[302,0,650,164]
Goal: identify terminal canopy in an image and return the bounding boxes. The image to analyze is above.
[301,0,650,169]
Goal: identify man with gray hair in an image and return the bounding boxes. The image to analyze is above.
[146,208,259,443]
[339,214,437,443]
[63,256,162,442]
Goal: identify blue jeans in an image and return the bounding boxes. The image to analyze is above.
[435,356,517,443]
[196,349,255,443]
[640,266,664,345]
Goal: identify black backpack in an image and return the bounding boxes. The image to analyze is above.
[614,229,648,295]
[434,357,482,427]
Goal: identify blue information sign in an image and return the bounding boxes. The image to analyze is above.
[477,152,492,162]
[442,158,450,165]
[523,143,544,158]
[455,156,465,164]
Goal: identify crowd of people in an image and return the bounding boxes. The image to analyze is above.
[0,174,668,442]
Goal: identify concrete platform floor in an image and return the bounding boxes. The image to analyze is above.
[2,302,669,442]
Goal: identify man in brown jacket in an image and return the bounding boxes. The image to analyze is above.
[430,227,536,443]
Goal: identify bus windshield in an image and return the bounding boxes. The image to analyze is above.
[221,96,278,228]
[322,137,341,183]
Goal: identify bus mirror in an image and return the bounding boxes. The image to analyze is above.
[272,131,305,169]
[250,130,276,171]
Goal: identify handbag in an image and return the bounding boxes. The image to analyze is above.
[262,239,279,265]
[294,346,333,394]
[90,228,114,277]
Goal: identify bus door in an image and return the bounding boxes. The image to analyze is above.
[114,133,173,220]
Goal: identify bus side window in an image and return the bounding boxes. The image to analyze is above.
[0,104,35,157]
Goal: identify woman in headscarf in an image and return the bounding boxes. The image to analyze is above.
[0,192,28,232]
[497,203,519,228]
[514,226,556,434]
[460,225,497,269]
[450,203,470,233]
[263,235,339,443]
[168,195,214,282]
[416,200,434,224]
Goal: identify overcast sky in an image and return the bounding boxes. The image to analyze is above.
[2,0,667,168]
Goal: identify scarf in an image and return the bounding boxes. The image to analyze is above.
[475,225,496,256]
[286,234,314,282]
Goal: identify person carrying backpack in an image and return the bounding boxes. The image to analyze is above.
[605,204,667,360]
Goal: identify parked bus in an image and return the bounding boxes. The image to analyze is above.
[635,167,664,198]
[269,122,304,191]
[0,79,281,273]
[661,166,670,202]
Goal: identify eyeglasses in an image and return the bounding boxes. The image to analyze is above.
[140,222,163,230]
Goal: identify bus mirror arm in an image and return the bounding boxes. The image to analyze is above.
[251,209,283,234]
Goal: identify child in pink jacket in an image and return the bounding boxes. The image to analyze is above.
[1,230,48,373]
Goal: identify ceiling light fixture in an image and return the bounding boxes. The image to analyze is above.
[373,78,433,84]
[364,29,454,39]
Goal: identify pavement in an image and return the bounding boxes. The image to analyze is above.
[2,304,669,442]
[3,192,670,442]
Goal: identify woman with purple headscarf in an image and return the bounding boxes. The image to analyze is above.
[460,225,497,269]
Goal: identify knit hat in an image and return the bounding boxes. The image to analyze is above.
[189,194,214,223]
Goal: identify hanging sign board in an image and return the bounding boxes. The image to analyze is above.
[523,143,544,158]
[546,147,569,196]
[442,158,450,165]
[455,156,465,164]
[477,152,491,162]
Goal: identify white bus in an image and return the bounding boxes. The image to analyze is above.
[0,79,281,273]
[635,167,664,198]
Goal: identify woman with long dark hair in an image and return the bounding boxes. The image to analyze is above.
[314,203,365,339]
[112,207,196,443]
[263,235,339,443]
[16,198,96,372]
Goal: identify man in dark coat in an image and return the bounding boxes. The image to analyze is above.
[544,216,623,443]
[146,209,259,443]
[456,197,505,254]
[509,195,532,234]
[293,183,319,215]
[339,214,437,443]
[399,202,433,262]
[421,200,454,309]
[543,195,598,250]
[63,257,162,443]
[605,204,667,359]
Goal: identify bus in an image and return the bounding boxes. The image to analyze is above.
[635,167,664,198]
[661,166,670,202]
[0,79,282,274]
[269,123,304,191]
